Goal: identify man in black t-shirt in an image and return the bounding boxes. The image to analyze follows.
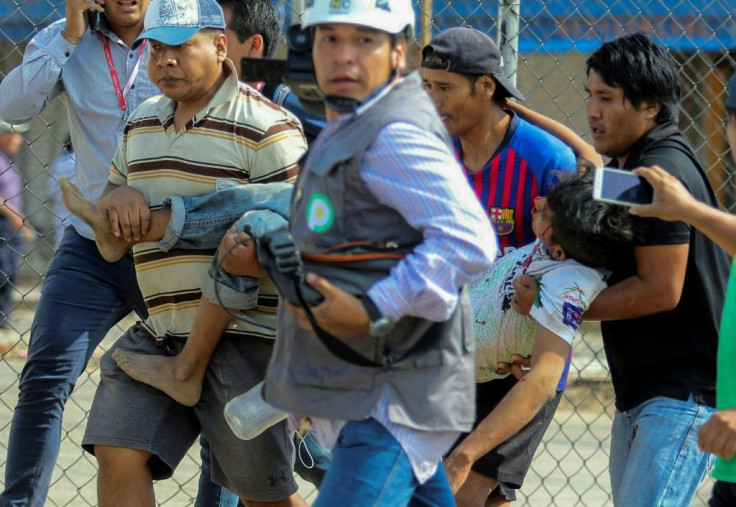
[582,34,730,506]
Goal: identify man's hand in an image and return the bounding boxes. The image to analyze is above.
[100,186,149,242]
[283,273,371,336]
[217,227,266,277]
[629,165,694,222]
[698,408,736,459]
[510,274,538,315]
[497,354,531,380]
[442,450,474,494]
[63,0,105,41]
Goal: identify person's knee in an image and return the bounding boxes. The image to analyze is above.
[94,445,150,474]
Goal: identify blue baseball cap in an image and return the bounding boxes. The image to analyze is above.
[726,74,736,111]
[134,0,226,48]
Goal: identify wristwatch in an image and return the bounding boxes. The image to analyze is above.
[363,297,393,337]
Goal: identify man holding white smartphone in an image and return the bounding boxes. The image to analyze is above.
[512,33,730,507]
[627,71,736,507]
[581,34,730,506]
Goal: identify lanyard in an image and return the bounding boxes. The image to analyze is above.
[102,34,146,118]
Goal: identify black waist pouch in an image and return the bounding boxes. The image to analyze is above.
[257,227,410,307]
[256,227,414,367]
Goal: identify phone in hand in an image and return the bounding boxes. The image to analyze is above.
[593,167,653,207]
[87,9,100,32]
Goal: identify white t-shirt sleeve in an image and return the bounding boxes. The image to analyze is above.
[528,262,606,345]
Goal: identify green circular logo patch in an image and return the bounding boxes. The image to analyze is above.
[306,193,334,233]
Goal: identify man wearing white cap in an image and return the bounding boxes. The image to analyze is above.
[78,0,307,505]
[259,0,495,505]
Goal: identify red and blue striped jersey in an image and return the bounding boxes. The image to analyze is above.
[455,113,576,256]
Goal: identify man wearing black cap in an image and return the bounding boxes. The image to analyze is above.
[420,26,576,506]
[421,26,576,258]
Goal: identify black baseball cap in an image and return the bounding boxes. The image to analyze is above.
[422,26,524,101]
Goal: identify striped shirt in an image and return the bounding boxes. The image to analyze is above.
[454,113,576,256]
[0,18,160,240]
[110,60,306,340]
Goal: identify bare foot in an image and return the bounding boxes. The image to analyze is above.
[112,348,204,406]
[59,178,130,262]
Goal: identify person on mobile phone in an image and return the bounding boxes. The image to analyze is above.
[0,0,237,505]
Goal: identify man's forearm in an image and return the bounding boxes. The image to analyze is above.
[0,203,25,230]
[0,26,67,123]
[584,243,688,321]
[451,373,556,466]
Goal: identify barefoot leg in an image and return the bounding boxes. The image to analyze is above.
[112,349,204,406]
[59,178,131,262]
[113,299,232,406]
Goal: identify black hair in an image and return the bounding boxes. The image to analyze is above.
[586,33,680,124]
[217,0,281,58]
[420,49,496,101]
[546,174,634,269]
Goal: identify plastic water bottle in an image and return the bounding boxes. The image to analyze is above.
[224,381,288,440]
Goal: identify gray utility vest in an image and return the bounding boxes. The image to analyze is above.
[263,72,476,432]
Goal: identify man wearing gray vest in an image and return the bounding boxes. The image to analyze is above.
[260,0,496,504]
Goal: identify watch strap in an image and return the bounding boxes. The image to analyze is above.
[363,296,383,323]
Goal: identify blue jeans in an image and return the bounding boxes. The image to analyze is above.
[314,418,454,507]
[197,434,239,507]
[161,183,293,252]
[0,228,232,507]
[609,395,716,507]
[294,432,331,488]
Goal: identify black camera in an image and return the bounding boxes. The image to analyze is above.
[240,25,325,115]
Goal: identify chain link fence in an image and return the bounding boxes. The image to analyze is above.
[1,0,734,505]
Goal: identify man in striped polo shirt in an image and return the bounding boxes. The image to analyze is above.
[78,0,308,504]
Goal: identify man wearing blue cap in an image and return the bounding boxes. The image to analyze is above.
[78,0,308,504]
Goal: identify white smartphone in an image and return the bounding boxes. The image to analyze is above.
[592,167,653,206]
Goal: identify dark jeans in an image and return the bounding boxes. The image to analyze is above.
[0,228,229,507]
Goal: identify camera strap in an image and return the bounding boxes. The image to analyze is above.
[292,280,384,368]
